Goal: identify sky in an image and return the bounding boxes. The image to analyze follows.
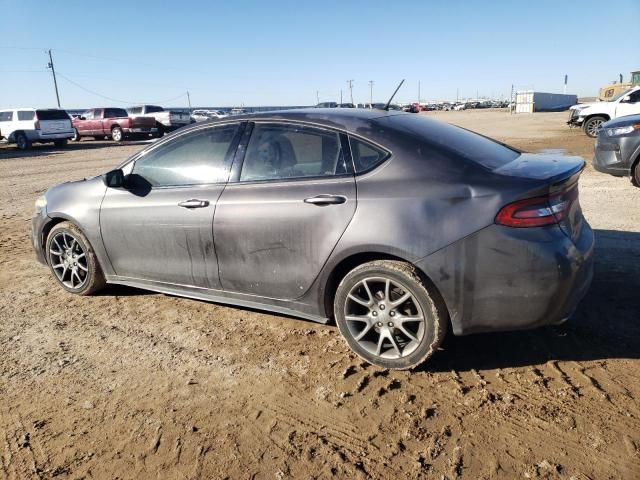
[0,0,638,109]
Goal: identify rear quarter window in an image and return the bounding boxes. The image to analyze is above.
[380,114,520,170]
[0,111,14,121]
[349,137,389,173]
[18,111,35,121]
[36,110,70,121]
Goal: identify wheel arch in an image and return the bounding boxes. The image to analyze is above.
[321,251,449,327]
[584,113,611,122]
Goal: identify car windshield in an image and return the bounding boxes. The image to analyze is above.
[610,88,634,102]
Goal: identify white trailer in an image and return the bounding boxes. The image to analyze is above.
[515,91,577,113]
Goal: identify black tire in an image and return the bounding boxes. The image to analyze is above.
[632,160,640,188]
[111,125,124,142]
[54,139,68,148]
[334,260,447,370]
[45,221,106,296]
[583,116,606,138]
[154,124,164,138]
[71,129,81,142]
[15,132,31,150]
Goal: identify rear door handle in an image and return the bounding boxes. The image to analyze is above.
[178,199,210,209]
[303,194,347,205]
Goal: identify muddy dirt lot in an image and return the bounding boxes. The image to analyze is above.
[1,111,639,479]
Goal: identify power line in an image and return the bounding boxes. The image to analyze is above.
[56,72,188,105]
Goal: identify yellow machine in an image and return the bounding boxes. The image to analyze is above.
[599,70,640,101]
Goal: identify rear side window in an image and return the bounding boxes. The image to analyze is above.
[0,111,13,121]
[145,106,164,113]
[35,109,69,120]
[18,111,35,121]
[240,123,349,182]
[132,125,238,186]
[128,107,142,115]
[105,108,128,118]
[349,138,388,173]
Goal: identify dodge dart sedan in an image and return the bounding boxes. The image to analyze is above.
[32,109,594,369]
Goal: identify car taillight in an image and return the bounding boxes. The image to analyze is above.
[495,185,579,228]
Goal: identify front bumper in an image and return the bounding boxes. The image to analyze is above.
[417,221,594,336]
[593,139,629,176]
[27,131,75,141]
[32,210,50,265]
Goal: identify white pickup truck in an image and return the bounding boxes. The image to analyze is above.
[127,105,192,137]
[568,86,640,137]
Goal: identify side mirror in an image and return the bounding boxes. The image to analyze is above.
[79,116,86,120]
[103,169,125,188]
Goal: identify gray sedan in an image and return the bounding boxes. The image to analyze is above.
[593,114,640,186]
[32,109,594,369]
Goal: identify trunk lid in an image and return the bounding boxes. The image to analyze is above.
[494,153,586,242]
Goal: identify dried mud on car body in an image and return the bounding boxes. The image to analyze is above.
[1,114,640,479]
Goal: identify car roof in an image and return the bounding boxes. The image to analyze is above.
[207,108,406,133]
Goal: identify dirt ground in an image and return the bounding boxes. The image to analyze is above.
[1,111,639,480]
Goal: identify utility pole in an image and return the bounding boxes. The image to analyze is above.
[186,91,192,113]
[347,80,354,105]
[47,49,61,108]
[340,89,343,104]
[368,80,374,106]
[456,88,459,103]
[316,90,320,104]
[418,81,421,103]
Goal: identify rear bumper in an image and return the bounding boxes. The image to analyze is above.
[26,131,74,141]
[123,127,158,134]
[417,222,594,335]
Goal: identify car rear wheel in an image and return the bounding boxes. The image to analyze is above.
[334,260,446,369]
[111,126,123,142]
[15,132,31,150]
[583,116,606,138]
[46,221,106,295]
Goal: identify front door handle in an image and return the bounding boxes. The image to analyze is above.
[303,194,347,206]
[178,199,210,209]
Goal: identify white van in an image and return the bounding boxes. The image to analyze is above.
[0,108,74,150]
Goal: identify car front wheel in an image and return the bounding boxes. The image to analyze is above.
[334,260,446,369]
[46,221,106,295]
[583,116,606,138]
[632,161,640,187]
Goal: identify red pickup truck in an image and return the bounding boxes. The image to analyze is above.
[72,107,157,142]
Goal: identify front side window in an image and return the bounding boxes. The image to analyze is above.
[0,111,13,122]
[349,137,389,173]
[132,125,238,187]
[18,111,35,121]
[240,123,348,182]
[128,107,142,115]
[627,90,640,103]
[81,110,94,120]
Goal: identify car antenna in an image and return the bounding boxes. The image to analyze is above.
[384,79,405,111]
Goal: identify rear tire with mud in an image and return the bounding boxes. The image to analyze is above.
[632,160,640,188]
[334,260,447,370]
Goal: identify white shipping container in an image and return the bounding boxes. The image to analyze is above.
[515,91,577,113]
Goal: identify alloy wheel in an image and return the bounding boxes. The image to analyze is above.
[48,231,89,290]
[343,277,426,359]
[586,119,603,137]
